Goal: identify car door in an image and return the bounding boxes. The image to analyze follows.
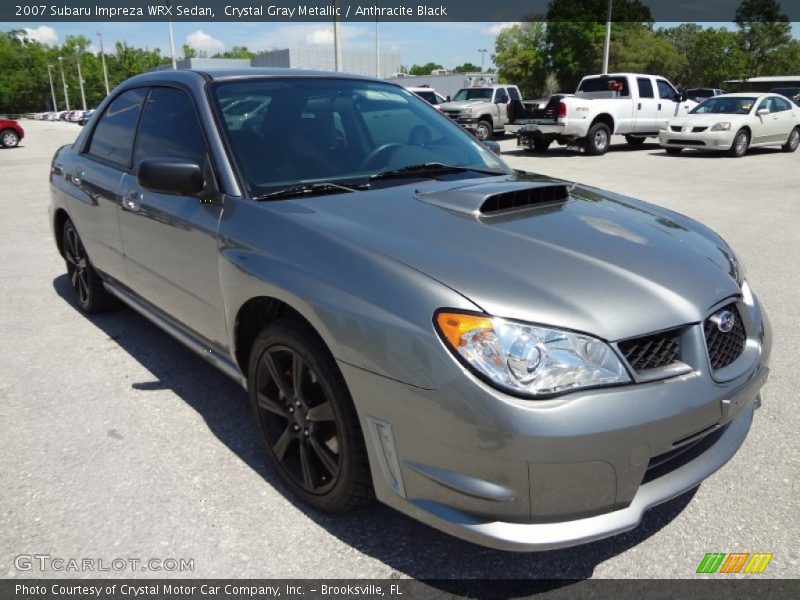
[769,96,797,142]
[634,77,659,132]
[655,79,683,128]
[493,87,509,126]
[67,88,147,284]
[118,86,228,350]
[752,97,786,145]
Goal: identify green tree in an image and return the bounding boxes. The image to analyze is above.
[735,0,792,77]
[610,27,685,84]
[408,62,444,75]
[492,21,548,97]
[213,46,255,59]
[545,0,653,92]
[452,62,481,73]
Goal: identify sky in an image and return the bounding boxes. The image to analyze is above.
[3,21,800,70]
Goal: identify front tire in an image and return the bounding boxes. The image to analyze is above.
[782,127,800,153]
[585,122,611,155]
[62,219,117,313]
[248,319,372,512]
[728,129,749,158]
[475,119,493,141]
[1,129,19,148]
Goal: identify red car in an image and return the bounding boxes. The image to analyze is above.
[0,119,24,148]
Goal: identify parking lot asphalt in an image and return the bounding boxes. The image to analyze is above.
[1,121,797,580]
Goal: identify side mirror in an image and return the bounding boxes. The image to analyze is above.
[137,158,204,195]
[483,139,501,155]
[757,108,770,117]
[446,96,451,102]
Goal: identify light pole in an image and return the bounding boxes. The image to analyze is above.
[167,1,177,69]
[47,64,58,111]
[602,0,612,74]
[478,48,488,73]
[57,56,70,111]
[375,17,380,78]
[333,0,343,71]
[96,31,110,95]
[75,46,87,110]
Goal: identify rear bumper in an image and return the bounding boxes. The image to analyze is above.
[341,295,771,551]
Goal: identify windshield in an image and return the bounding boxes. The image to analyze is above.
[213,78,506,196]
[690,97,756,115]
[452,88,493,101]
[414,90,437,104]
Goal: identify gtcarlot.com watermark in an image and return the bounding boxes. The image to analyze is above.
[14,554,194,573]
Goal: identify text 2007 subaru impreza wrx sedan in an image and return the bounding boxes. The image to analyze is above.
[49,69,771,551]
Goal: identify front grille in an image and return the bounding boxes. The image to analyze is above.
[667,139,705,145]
[618,329,682,372]
[443,110,460,120]
[670,125,682,132]
[692,126,708,133]
[704,304,746,370]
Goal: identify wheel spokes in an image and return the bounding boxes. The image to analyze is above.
[257,392,290,418]
[263,351,295,400]
[299,444,316,490]
[292,352,306,404]
[309,436,339,477]
[272,425,294,461]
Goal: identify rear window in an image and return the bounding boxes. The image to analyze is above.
[577,76,630,97]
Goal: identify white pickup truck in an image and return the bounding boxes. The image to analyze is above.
[438,84,524,140]
[511,73,698,155]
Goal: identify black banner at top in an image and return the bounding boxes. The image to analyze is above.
[4,0,800,23]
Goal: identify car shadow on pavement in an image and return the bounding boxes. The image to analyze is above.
[54,274,698,584]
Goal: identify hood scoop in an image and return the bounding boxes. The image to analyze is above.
[417,181,571,216]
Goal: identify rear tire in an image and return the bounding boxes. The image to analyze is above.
[248,318,372,513]
[782,127,800,153]
[62,219,118,313]
[585,122,611,155]
[1,129,19,148]
[728,129,749,158]
[665,147,683,155]
[532,139,552,153]
[625,135,646,147]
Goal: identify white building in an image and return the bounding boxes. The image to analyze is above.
[252,48,401,79]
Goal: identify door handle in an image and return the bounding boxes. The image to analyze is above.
[638,103,642,110]
[658,103,662,110]
[121,190,141,212]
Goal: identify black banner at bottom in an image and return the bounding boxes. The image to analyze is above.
[4,579,800,600]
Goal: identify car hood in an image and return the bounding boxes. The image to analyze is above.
[283,173,741,341]
[668,114,748,128]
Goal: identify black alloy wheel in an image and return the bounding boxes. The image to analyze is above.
[249,320,372,511]
[62,219,117,313]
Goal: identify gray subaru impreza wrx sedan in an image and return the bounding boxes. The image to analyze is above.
[49,69,771,551]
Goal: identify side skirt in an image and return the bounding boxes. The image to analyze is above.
[103,281,247,389]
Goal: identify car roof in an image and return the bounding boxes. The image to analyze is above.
[123,67,385,87]
[714,92,767,98]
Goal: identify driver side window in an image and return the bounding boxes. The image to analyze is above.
[657,80,679,102]
[494,89,509,104]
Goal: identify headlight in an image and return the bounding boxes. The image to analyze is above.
[435,311,631,397]
[459,110,472,118]
[711,122,732,131]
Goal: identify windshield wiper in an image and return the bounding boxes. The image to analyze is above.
[370,163,504,181]
[253,181,369,201]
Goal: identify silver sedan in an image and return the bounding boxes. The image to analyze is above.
[659,93,800,157]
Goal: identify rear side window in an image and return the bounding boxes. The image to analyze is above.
[133,87,208,167]
[87,88,147,167]
[508,87,521,101]
[495,88,509,103]
[636,78,654,99]
[772,96,792,112]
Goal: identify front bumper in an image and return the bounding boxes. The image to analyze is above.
[341,295,771,551]
[659,128,736,150]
